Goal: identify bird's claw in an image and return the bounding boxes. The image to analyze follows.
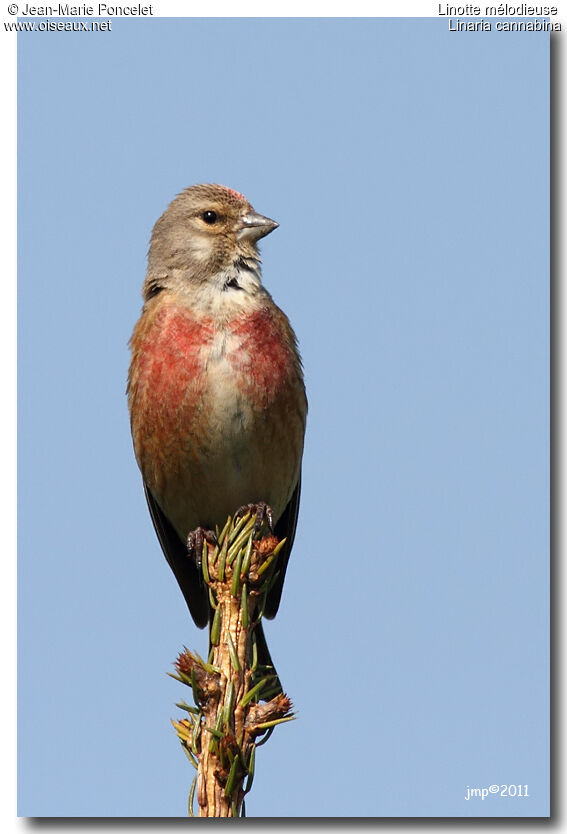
[187,527,217,571]
[234,502,274,536]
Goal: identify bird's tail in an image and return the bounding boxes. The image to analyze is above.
[208,617,282,698]
[253,619,283,696]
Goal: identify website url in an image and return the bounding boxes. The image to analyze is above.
[4,18,111,31]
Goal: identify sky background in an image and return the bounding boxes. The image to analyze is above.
[18,18,549,818]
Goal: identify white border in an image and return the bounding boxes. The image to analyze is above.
[1,3,562,830]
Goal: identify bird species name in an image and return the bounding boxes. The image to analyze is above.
[448,17,560,27]
[438,3,557,11]
[18,3,153,14]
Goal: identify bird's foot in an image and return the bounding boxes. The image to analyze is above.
[187,527,217,572]
[234,502,274,536]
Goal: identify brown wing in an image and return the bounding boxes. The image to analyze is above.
[264,476,302,619]
[143,481,209,628]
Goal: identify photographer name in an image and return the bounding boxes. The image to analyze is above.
[19,3,154,14]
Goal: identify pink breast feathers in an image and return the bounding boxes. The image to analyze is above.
[129,304,216,469]
[228,307,298,405]
[137,307,213,405]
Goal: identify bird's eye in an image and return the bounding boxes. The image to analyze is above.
[202,210,218,224]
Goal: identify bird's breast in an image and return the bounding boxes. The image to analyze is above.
[128,297,306,536]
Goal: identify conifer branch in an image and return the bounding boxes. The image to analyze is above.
[170,511,294,817]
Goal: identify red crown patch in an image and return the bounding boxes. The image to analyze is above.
[219,185,245,201]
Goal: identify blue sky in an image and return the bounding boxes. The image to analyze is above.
[18,18,549,817]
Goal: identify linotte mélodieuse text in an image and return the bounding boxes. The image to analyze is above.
[438,3,561,28]
[17,3,154,14]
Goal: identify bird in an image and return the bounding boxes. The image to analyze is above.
[127,183,307,678]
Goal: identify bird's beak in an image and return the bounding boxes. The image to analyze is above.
[237,211,279,242]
